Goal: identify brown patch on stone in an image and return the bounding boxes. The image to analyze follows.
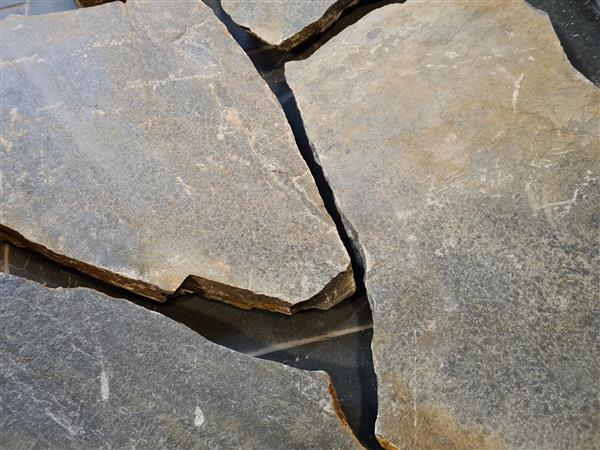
[379,381,507,450]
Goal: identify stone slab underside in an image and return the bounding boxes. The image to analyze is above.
[0,273,361,449]
[287,2,600,449]
[0,0,354,313]
[221,0,358,50]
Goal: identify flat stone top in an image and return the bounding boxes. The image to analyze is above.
[221,0,356,49]
[0,0,351,307]
[0,273,361,449]
[287,2,599,449]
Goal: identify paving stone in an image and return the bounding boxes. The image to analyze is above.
[287,2,600,448]
[221,0,358,49]
[0,273,361,449]
[0,0,353,313]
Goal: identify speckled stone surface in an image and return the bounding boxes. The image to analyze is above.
[0,273,361,449]
[221,0,358,49]
[0,0,353,313]
[287,2,600,449]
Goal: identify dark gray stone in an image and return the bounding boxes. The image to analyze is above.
[0,273,361,449]
[0,0,353,313]
[221,0,358,49]
[287,2,600,449]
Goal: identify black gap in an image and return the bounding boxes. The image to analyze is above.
[525,0,600,85]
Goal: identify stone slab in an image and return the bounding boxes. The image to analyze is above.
[0,0,354,313]
[287,2,600,448]
[0,273,361,449]
[221,0,358,49]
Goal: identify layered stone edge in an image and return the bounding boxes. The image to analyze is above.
[223,0,360,50]
[0,225,355,313]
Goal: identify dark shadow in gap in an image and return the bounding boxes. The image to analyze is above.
[526,0,600,85]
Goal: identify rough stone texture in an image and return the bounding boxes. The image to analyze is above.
[221,0,358,49]
[287,2,600,449]
[0,273,361,449]
[0,0,354,313]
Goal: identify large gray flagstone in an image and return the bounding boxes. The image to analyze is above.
[287,2,600,448]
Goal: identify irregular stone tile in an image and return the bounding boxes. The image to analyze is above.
[286,2,600,448]
[0,0,354,313]
[221,0,358,49]
[0,273,361,449]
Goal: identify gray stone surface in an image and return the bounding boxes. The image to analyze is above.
[0,273,361,449]
[221,0,358,49]
[0,0,353,313]
[287,2,600,449]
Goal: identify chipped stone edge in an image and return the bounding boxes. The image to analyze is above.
[0,224,356,313]
[312,370,366,450]
[183,263,355,314]
[0,224,168,301]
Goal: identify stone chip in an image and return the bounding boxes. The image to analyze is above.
[0,0,354,314]
[287,2,600,448]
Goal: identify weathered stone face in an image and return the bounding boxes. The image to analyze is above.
[0,273,361,448]
[221,0,358,49]
[287,2,600,448]
[0,0,354,313]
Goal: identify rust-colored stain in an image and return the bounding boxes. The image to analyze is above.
[378,381,507,450]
